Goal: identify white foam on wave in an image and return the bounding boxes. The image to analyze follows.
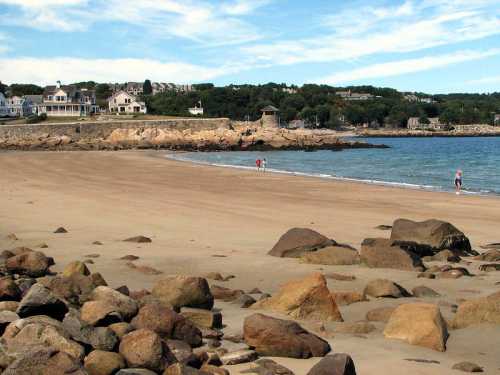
[166,153,497,197]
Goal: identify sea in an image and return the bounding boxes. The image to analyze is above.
[168,137,500,196]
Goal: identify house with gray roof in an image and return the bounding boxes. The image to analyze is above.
[37,81,97,117]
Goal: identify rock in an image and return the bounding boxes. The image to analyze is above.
[84,259,95,264]
[116,370,158,375]
[200,364,229,375]
[334,322,376,334]
[90,286,138,320]
[81,300,123,326]
[360,238,425,271]
[383,303,448,352]
[152,276,214,310]
[38,273,102,306]
[164,363,207,374]
[5,233,18,241]
[252,273,343,321]
[478,263,500,272]
[0,278,22,301]
[120,255,140,261]
[220,350,258,365]
[232,294,256,308]
[54,227,68,233]
[0,311,19,334]
[84,350,126,375]
[451,361,483,372]
[268,228,335,258]
[241,358,294,374]
[10,247,33,256]
[210,285,245,302]
[390,219,473,256]
[375,225,392,231]
[131,302,202,347]
[181,307,222,329]
[119,329,167,372]
[325,273,356,281]
[474,249,500,262]
[333,291,366,306]
[248,288,262,294]
[6,251,52,277]
[125,262,163,275]
[243,313,331,358]
[426,249,461,263]
[92,241,103,246]
[452,291,500,328]
[306,353,357,375]
[17,284,68,320]
[123,236,152,243]
[63,261,91,277]
[63,309,119,351]
[38,243,49,249]
[366,307,396,322]
[412,286,440,298]
[203,272,225,281]
[109,322,133,339]
[301,246,360,265]
[3,348,86,374]
[417,272,436,279]
[165,339,198,367]
[0,301,19,312]
[363,279,409,299]
[116,285,130,296]
[437,268,470,279]
[86,253,101,258]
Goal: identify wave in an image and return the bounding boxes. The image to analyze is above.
[166,153,498,197]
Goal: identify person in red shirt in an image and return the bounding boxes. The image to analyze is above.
[256,158,261,171]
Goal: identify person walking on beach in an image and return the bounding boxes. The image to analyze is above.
[256,158,261,171]
[262,158,267,172]
[455,169,463,194]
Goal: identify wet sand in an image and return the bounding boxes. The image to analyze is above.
[0,151,499,374]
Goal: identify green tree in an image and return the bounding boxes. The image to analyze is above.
[143,80,153,95]
[95,83,113,108]
[9,84,43,96]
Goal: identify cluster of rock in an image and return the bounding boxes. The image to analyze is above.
[0,246,359,374]
[0,125,387,152]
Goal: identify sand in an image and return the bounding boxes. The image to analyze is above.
[1,150,499,374]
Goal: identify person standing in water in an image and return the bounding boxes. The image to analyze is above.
[454,169,463,194]
[262,158,267,173]
[255,158,261,172]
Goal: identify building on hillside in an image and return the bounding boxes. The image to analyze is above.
[188,101,203,116]
[494,113,500,126]
[404,93,434,103]
[0,92,8,117]
[336,90,374,101]
[4,96,33,117]
[260,105,279,128]
[407,117,447,130]
[24,95,43,115]
[125,82,144,96]
[36,81,97,117]
[107,91,147,114]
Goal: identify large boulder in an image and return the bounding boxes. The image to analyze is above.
[131,303,202,347]
[16,284,68,320]
[252,273,343,321]
[62,261,90,278]
[38,273,105,306]
[360,238,425,271]
[301,246,360,265]
[243,313,331,358]
[306,353,357,375]
[119,329,168,372]
[452,291,500,329]
[89,286,138,320]
[80,300,123,326]
[152,276,214,310]
[383,303,448,352]
[365,307,396,322]
[84,350,126,375]
[0,278,22,301]
[363,279,409,299]
[5,251,53,277]
[268,228,335,258]
[390,219,473,256]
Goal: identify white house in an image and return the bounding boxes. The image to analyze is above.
[4,96,33,117]
[37,81,97,117]
[188,101,203,116]
[0,92,7,117]
[108,91,147,114]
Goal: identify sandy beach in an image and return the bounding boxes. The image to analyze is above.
[1,150,499,374]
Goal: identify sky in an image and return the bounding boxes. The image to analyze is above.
[0,0,499,93]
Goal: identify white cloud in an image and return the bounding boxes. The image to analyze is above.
[0,57,243,86]
[221,0,271,15]
[316,49,500,84]
[465,75,500,85]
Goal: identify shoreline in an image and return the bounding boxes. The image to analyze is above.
[164,150,500,199]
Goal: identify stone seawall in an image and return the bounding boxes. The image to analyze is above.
[0,118,232,140]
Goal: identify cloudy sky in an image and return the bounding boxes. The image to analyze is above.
[0,0,499,93]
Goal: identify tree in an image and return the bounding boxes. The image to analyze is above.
[9,84,43,96]
[419,113,430,125]
[95,84,113,108]
[0,81,6,95]
[143,80,152,95]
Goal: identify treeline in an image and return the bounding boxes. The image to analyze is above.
[145,83,500,128]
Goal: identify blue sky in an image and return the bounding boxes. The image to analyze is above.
[0,0,499,93]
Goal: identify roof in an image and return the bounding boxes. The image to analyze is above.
[25,95,43,104]
[261,105,279,112]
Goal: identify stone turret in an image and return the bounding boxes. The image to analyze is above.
[260,105,279,128]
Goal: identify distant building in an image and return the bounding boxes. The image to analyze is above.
[494,113,500,126]
[4,96,33,117]
[404,93,434,103]
[188,101,204,116]
[25,95,43,115]
[37,81,97,117]
[260,105,279,128]
[110,82,195,96]
[336,90,374,101]
[407,117,447,130]
[125,82,144,96]
[0,92,7,117]
[108,90,147,114]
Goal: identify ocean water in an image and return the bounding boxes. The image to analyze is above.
[169,137,500,196]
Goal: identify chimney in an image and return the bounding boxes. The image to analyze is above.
[56,80,61,89]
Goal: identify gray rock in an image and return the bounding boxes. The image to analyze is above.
[307,354,357,375]
[220,349,258,365]
[242,358,295,374]
[17,284,68,320]
[452,361,483,372]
